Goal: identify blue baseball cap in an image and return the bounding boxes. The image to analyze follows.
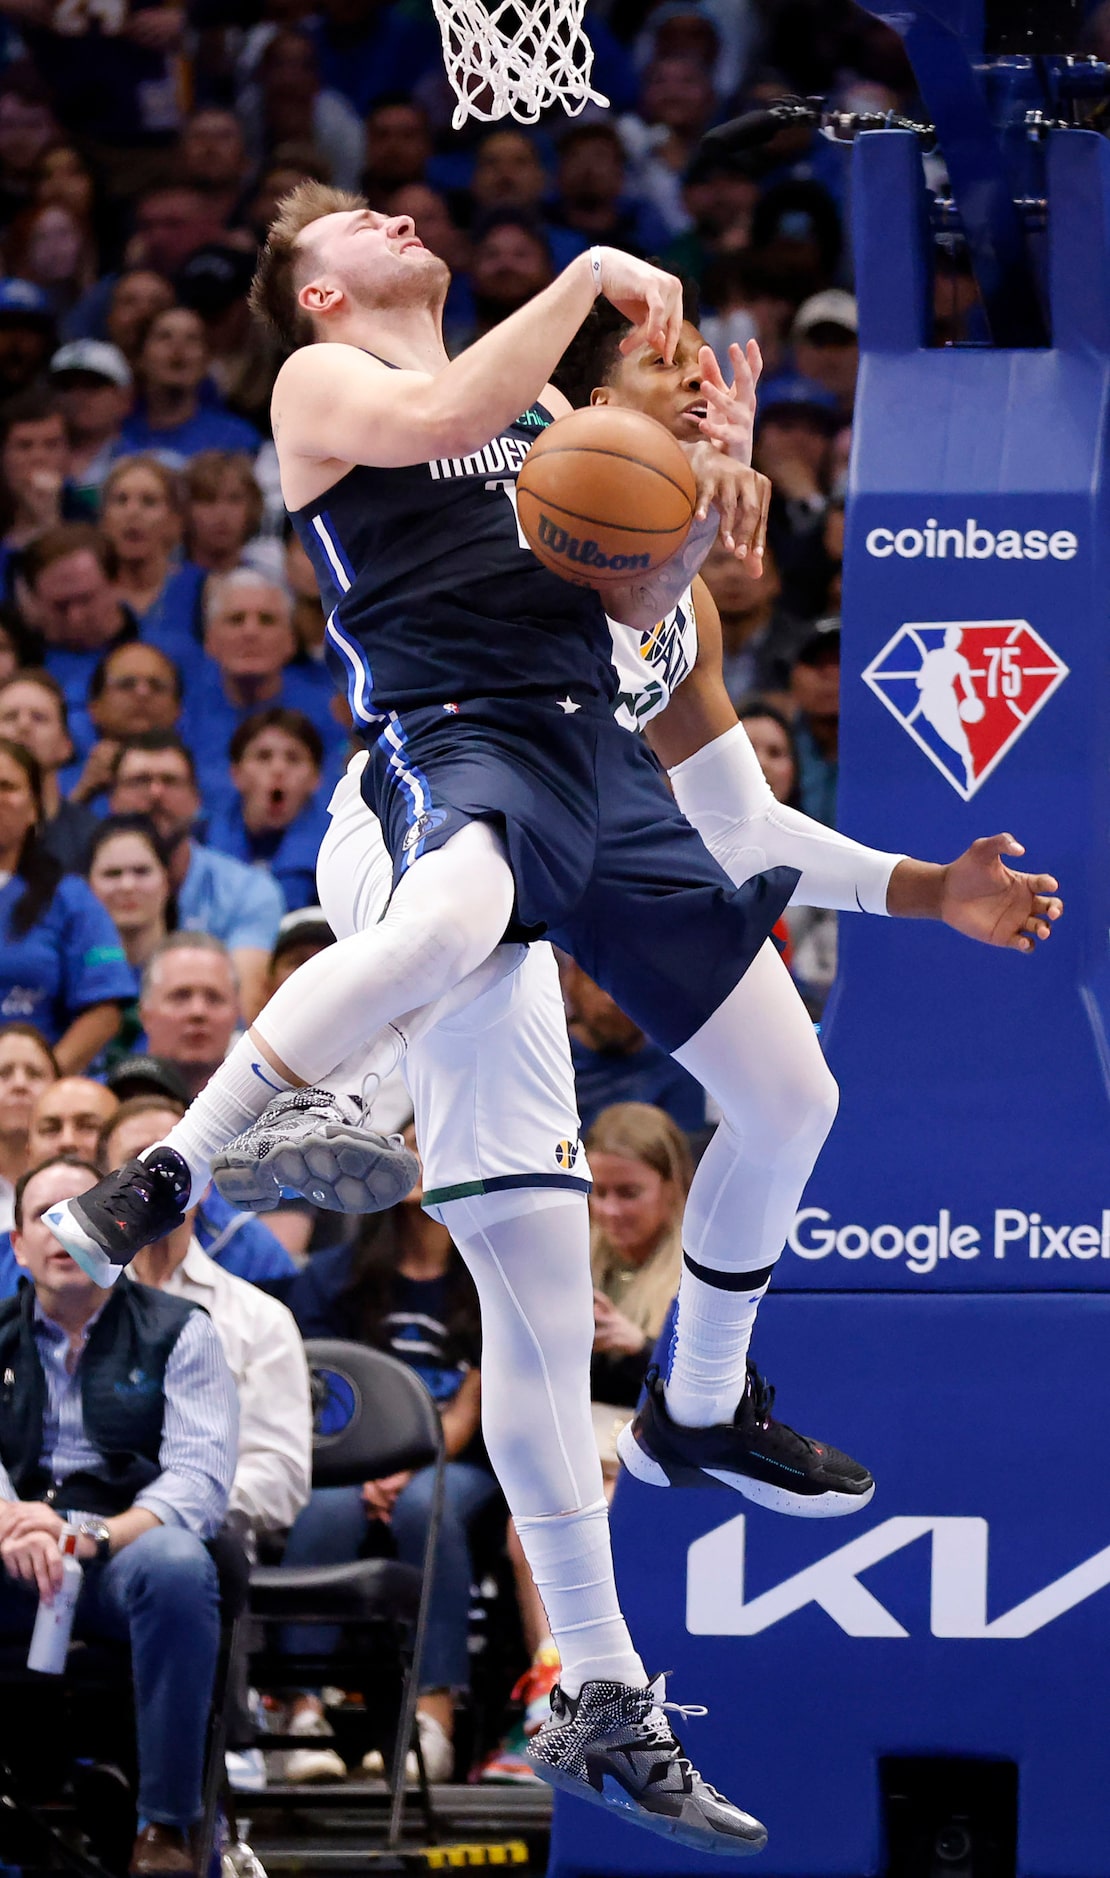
[0,278,53,323]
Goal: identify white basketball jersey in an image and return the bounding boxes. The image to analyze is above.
[609,585,699,732]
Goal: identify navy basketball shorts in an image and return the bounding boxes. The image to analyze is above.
[362,696,799,1053]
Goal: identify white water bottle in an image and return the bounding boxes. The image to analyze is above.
[27,1530,83,1674]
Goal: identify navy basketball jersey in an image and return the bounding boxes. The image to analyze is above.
[291,401,617,729]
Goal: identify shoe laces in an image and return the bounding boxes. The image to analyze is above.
[742,1361,820,1459]
[111,1155,186,1223]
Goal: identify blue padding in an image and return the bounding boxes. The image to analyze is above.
[550,1294,1110,1877]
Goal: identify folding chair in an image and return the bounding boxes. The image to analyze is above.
[247,1338,445,1851]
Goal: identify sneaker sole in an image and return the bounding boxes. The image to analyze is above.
[528,1759,767,1857]
[616,1421,875,1518]
[212,1128,419,1214]
[42,1202,124,1288]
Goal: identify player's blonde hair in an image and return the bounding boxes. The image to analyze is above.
[587,1102,692,1339]
[249,180,366,352]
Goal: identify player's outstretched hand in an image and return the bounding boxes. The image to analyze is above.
[940,834,1062,952]
[686,442,770,570]
[597,250,684,364]
[697,341,763,466]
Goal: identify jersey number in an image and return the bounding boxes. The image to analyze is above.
[487,479,531,552]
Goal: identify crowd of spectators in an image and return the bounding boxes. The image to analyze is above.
[0,0,965,1858]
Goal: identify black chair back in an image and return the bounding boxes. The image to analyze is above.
[305,1339,442,1488]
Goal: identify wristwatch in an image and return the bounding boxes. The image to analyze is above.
[73,1518,112,1562]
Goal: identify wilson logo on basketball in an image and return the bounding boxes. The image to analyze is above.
[863,618,1069,800]
[536,514,651,574]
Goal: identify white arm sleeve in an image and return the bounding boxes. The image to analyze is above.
[669,722,906,915]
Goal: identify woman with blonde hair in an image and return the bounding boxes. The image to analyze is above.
[481,1103,691,1782]
[99,454,205,660]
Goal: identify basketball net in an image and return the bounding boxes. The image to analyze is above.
[430,0,609,127]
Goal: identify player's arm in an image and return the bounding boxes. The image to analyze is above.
[273,249,684,471]
[650,580,1063,950]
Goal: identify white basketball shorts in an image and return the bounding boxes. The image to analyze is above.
[316,756,591,1213]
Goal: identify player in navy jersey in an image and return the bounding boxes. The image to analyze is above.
[43,185,1060,1855]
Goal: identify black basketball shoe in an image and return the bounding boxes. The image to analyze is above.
[44,1149,191,1287]
[617,1362,874,1517]
[524,1673,767,1858]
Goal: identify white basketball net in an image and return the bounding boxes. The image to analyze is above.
[431,0,609,127]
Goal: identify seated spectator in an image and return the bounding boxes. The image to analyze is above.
[184,570,335,798]
[176,108,253,233]
[300,0,441,122]
[101,1060,298,1287]
[754,385,841,620]
[104,267,175,366]
[28,1070,117,1164]
[20,523,137,727]
[0,392,70,595]
[467,211,556,341]
[562,956,706,1133]
[470,129,547,216]
[246,145,334,248]
[100,454,205,661]
[0,1157,237,1878]
[483,1101,689,1781]
[241,27,364,195]
[618,53,719,237]
[118,307,262,467]
[265,905,334,994]
[184,450,278,588]
[0,277,57,403]
[87,815,176,1065]
[699,535,806,708]
[105,1095,312,1547]
[750,179,843,300]
[738,699,835,1011]
[0,668,100,870]
[546,123,671,260]
[4,200,98,329]
[73,641,184,809]
[134,931,241,1098]
[663,146,759,282]
[0,1021,56,1232]
[789,619,840,827]
[0,69,59,232]
[109,732,284,1019]
[210,708,328,913]
[700,252,798,380]
[283,1130,496,1785]
[49,340,134,508]
[789,290,858,417]
[123,185,220,279]
[30,142,99,229]
[176,246,281,439]
[362,94,434,200]
[0,738,132,1070]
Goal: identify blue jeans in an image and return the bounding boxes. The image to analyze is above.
[0,1526,220,1830]
[282,1463,498,1693]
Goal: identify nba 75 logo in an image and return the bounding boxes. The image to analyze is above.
[862,618,1068,800]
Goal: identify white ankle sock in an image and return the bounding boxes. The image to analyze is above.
[663,1264,771,1429]
[156,1035,298,1203]
[512,1499,646,1698]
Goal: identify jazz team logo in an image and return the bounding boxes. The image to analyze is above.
[862,618,1069,801]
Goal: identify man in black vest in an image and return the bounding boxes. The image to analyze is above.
[0,1158,238,1877]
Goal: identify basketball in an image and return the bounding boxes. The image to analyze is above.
[516,405,697,587]
[959,695,986,723]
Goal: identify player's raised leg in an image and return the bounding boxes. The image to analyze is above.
[44,818,515,1283]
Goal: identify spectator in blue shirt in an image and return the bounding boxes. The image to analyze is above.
[99,454,206,666]
[545,123,673,260]
[108,731,284,1022]
[562,956,706,1135]
[0,669,100,873]
[21,523,137,738]
[181,568,335,811]
[117,307,261,468]
[69,640,184,812]
[0,737,133,1070]
[208,707,328,913]
[86,814,176,1068]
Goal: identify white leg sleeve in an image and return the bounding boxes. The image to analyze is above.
[669,721,905,914]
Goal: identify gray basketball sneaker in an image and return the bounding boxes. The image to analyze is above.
[525,1673,767,1857]
[211,1088,419,1213]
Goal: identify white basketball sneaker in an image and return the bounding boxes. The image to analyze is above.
[211,1088,418,1213]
